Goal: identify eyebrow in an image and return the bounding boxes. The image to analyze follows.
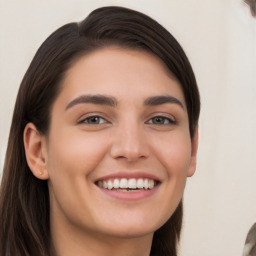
[66,94,118,110]
[66,94,184,110]
[144,95,184,109]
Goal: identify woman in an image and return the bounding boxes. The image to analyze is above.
[0,6,200,256]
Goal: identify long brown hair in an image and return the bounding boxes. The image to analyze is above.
[0,6,200,256]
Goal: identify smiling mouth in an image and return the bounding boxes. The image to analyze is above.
[95,178,159,192]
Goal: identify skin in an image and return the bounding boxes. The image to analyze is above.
[24,47,198,256]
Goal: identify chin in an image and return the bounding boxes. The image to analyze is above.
[103,225,156,239]
[95,216,164,239]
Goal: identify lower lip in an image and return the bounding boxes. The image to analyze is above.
[97,185,160,201]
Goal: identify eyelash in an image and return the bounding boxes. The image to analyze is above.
[146,116,176,125]
[78,115,176,126]
[78,116,107,125]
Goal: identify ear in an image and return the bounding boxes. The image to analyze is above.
[23,123,49,180]
[187,126,199,177]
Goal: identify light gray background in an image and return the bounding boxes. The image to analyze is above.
[0,0,256,255]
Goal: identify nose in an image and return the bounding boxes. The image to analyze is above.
[110,120,149,162]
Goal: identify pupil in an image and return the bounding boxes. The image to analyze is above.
[154,117,163,124]
[90,117,99,123]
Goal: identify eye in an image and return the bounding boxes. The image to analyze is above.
[79,116,107,125]
[147,116,176,125]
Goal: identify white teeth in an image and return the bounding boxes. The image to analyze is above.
[98,178,157,191]
[137,178,144,189]
[128,178,136,189]
[149,179,154,189]
[107,180,113,190]
[120,178,128,188]
[103,180,108,189]
[144,178,149,189]
[113,179,119,188]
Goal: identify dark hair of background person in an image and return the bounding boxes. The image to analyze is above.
[0,6,200,256]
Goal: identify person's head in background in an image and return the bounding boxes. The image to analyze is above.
[0,6,200,256]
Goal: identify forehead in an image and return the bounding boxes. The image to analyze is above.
[58,47,185,106]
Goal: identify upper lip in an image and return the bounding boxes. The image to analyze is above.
[95,172,162,183]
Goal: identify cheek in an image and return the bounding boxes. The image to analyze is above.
[145,132,192,224]
[151,130,192,196]
[45,130,111,222]
[46,129,110,178]
[156,133,191,173]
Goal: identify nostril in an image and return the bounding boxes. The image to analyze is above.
[109,130,149,161]
[110,146,149,162]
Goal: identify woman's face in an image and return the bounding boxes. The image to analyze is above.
[43,47,197,239]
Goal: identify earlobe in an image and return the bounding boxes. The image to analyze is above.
[187,126,199,177]
[23,123,49,180]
